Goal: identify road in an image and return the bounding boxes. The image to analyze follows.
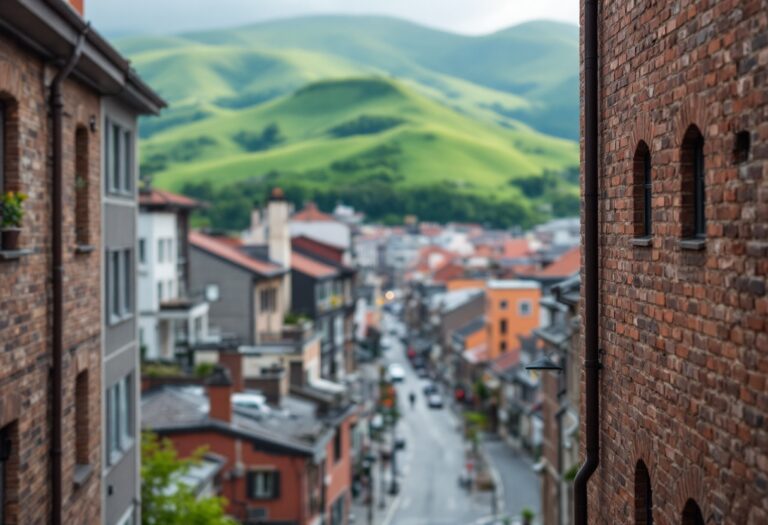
[380,315,497,525]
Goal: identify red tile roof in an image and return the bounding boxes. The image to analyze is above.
[139,188,201,209]
[503,239,533,259]
[292,202,335,222]
[189,231,284,276]
[291,251,338,279]
[490,349,520,374]
[536,246,580,278]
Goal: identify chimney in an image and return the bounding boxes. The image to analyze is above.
[218,351,244,392]
[247,366,287,405]
[68,0,84,16]
[206,365,233,423]
[267,187,291,266]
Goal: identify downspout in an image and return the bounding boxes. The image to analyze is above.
[573,0,600,524]
[50,24,89,525]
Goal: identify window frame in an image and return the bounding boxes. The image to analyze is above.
[642,148,652,237]
[205,284,220,302]
[247,470,280,500]
[518,300,532,316]
[333,427,343,463]
[105,118,134,197]
[106,248,134,325]
[106,375,134,466]
[138,239,146,264]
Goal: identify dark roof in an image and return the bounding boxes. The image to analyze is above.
[453,317,486,341]
[291,251,338,279]
[0,0,165,114]
[190,232,286,278]
[141,386,339,458]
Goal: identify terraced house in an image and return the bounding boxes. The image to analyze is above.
[583,0,768,523]
[0,1,163,524]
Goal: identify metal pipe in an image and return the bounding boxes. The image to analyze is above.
[50,24,89,525]
[573,0,600,523]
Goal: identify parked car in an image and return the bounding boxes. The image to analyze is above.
[387,363,406,382]
[416,367,429,379]
[232,392,271,415]
[427,392,444,409]
[421,380,437,395]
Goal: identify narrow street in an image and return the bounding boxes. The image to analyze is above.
[373,314,539,525]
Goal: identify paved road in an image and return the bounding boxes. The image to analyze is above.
[381,316,496,525]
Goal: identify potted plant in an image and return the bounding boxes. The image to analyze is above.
[0,191,27,250]
[521,507,535,525]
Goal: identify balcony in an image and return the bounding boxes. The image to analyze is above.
[157,293,209,322]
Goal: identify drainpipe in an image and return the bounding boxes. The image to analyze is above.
[50,24,89,525]
[573,0,600,524]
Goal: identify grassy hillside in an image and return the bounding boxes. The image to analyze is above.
[119,17,580,229]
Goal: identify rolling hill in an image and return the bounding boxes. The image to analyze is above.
[119,16,580,229]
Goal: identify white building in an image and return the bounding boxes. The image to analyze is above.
[138,188,212,361]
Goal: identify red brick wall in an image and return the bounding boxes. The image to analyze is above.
[168,431,319,525]
[0,33,102,525]
[582,1,768,523]
[324,418,352,524]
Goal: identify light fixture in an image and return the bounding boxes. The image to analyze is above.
[525,354,563,372]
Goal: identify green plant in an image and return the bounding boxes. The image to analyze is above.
[142,362,183,378]
[284,312,309,325]
[0,191,28,228]
[194,362,215,378]
[521,507,535,523]
[141,432,235,525]
[564,464,579,482]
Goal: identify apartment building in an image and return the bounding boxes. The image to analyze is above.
[485,280,541,362]
[0,1,163,524]
[584,0,767,523]
[138,187,213,361]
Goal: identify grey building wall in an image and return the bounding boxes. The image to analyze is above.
[439,293,486,350]
[101,97,140,525]
[189,246,255,344]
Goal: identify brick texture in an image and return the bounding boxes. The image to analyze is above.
[0,33,102,525]
[580,1,768,524]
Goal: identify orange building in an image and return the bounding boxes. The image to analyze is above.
[446,278,487,292]
[485,280,541,362]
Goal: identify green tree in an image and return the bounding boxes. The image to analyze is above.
[141,432,235,525]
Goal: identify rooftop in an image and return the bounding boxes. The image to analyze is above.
[190,231,285,277]
[291,251,339,279]
[487,279,541,290]
[292,202,336,222]
[139,188,201,210]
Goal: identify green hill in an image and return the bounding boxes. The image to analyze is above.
[119,17,580,229]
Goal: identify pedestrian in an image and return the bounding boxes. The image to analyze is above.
[409,391,416,408]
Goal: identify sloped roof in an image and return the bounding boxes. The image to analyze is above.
[291,251,338,279]
[535,246,580,278]
[292,202,335,222]
[139,188,201,210]
[490,351,520,375]
[189,231,285,277]
[454,317,486,340]
[462,344,489,364]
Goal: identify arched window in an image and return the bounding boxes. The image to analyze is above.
[633,141,652,238]
[634,460,653,524]
[75,126,90,246]
[681,499,704,525]
[0,94,20,193]
[681,125,705,239]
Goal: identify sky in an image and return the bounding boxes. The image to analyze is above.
[88,0,579,37]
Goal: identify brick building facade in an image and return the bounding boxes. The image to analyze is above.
[0,1,163,524]
[583,1,767,524]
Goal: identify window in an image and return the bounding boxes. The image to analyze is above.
[105,119,133,195]
[334,315,344,347]
[246,470,280,500]
[634,460,653,525]
[0,97,19,195]
[138,239,146,264]
[116,506,136,525]
[500,340,507,353]
[75,126,90,245]
[106,248,133,324]
[205,284,220,302]
[734,130,750,164]
[75,371,90,467]
[157,238,164,263]
[106,375,133,466]
[518,300,532,316]
[633,141,652,238]
[330,495,345,525]
[681,125,705,239]
[499,300,508,310]
[681,499,704,525]
[157,282,164,302]
[333,426,343,463]
[500,319,508,334]
[260,288,277,312]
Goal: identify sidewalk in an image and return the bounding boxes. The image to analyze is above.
[348,462,399,525]
[481,434,540,522]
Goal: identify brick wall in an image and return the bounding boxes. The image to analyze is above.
[0,33,101,525]
[582,1,768,524]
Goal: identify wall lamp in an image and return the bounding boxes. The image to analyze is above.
[525,354,563,373]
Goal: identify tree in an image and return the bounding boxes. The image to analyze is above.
[141,432,235,525]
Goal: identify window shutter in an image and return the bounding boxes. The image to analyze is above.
[272,471,281,499]
[246,471,255,500]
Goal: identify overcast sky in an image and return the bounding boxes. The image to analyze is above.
[88,0,579,37]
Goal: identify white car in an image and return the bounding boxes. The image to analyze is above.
[232,392,271,415]
[387,363,406,382]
